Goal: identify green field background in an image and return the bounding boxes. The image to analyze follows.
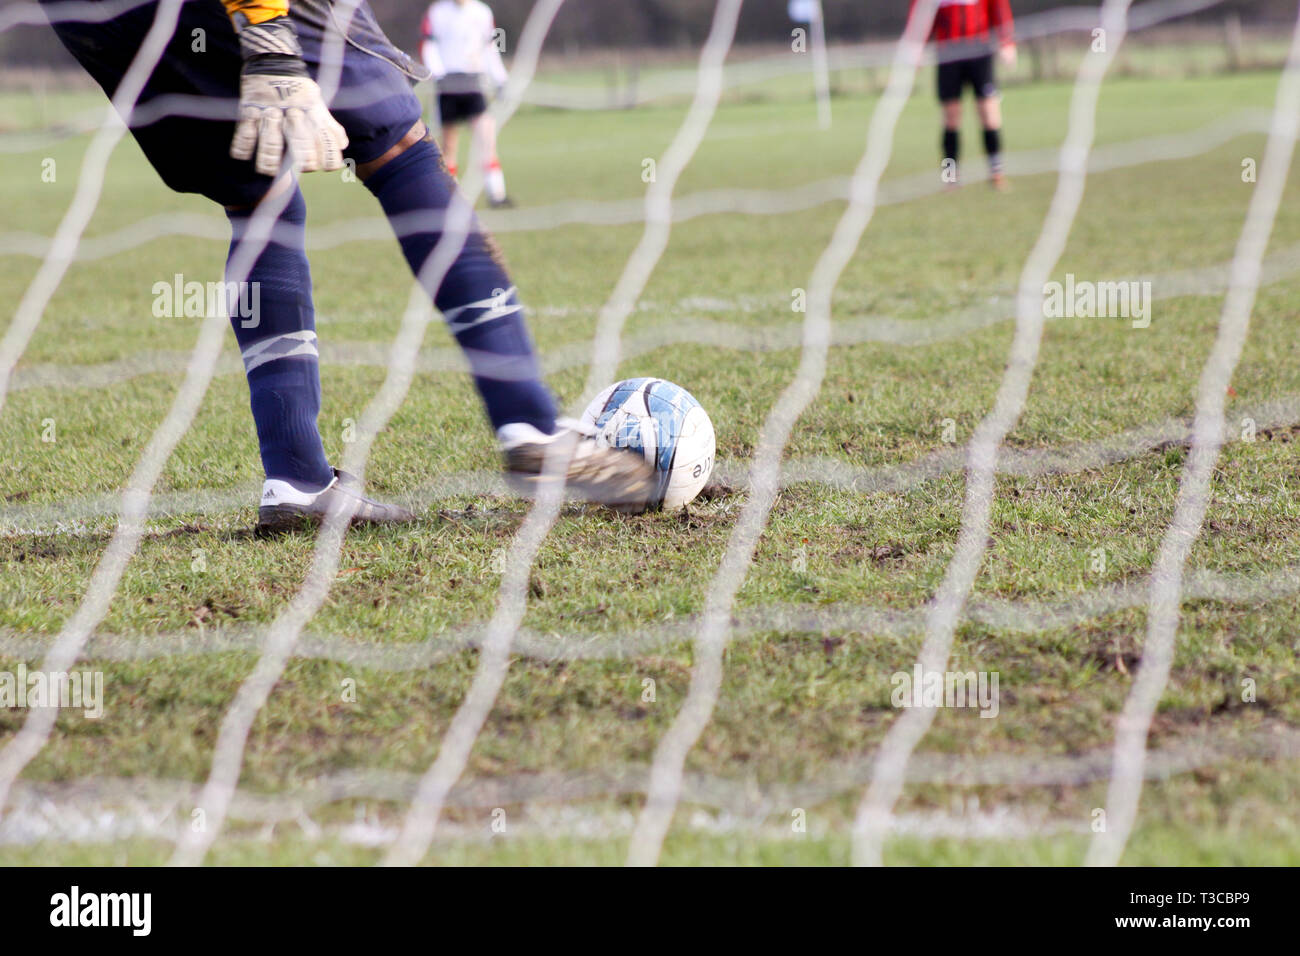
[0,49,1298,864]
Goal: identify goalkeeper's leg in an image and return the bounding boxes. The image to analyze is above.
[226,185,414,533]
[354,125,652,509]
[40,0,414,528]
[44,0,650,510]
[286,5,556,440]
[357,124,556,438]
[287,4,649,504]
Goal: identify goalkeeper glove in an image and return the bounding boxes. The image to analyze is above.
[229,16,348,176]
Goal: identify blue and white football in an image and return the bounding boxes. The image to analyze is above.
[580,377,716,510]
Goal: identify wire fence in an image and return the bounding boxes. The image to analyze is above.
[0,0,1296,864]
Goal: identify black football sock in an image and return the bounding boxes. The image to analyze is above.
[943,128,960,165]
[984,127,1004,175]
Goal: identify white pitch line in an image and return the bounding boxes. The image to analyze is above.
[381,0,747,868]
[3,802,1092,849]
[625,2,941,869]
[7,727,1297,849]
[1086,8,1300,869]
[851,0,1136,868]
[167,0,569,868]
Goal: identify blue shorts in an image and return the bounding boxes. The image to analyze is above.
[42,0,427,207]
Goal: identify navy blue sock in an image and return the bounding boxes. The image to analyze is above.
[362,138,557,435]
[226,189,333,490]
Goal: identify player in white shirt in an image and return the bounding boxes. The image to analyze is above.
[420,0,512,206]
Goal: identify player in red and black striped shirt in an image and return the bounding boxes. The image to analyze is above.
[909,0,1017,190]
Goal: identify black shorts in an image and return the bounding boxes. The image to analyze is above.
[41,0,426,208]
[437,85,488,125]
[937,52,998,102]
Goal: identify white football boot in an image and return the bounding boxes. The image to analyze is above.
[499,419,655,512]
[256,468,416,535]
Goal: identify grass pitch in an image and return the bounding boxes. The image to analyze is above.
[1,63,1298,865]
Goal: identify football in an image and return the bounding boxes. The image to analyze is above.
[580,377,716,510]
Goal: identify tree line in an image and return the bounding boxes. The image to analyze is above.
[2,0,1291,69]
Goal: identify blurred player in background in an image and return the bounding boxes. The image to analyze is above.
[421,0,512,207]
[911,0,1017,190]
